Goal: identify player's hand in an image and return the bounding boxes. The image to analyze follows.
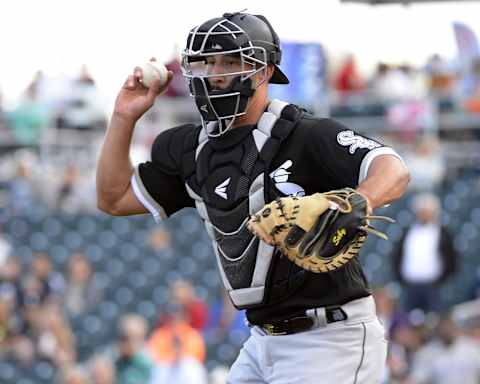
[113,59,174,122]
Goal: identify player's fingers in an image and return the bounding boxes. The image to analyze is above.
[123,75,137,90]
[158,71,174,91]
[133,66,143,82]
[162,71,174,88]
[147,77,162,99]
[147,70,174,99]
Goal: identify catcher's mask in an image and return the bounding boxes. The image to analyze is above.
[181,12,289,137]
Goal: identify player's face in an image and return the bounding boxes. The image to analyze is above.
[195,54,254,90]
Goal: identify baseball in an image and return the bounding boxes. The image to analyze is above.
[141,61,168,88]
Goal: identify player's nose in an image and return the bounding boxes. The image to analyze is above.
[208,64,228,89]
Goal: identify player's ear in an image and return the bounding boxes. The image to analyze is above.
[266,64,275,82]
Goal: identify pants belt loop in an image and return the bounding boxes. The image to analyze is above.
[306,307,327,328]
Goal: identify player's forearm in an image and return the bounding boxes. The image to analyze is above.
[96,114,137,211]
[356,155,410,210]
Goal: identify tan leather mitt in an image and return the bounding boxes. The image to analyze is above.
[247,188,394,273]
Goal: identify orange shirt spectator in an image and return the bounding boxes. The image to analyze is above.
[148,320,206,364]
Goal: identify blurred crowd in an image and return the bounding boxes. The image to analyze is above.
[333,53,480,112]
[377,191,480,383]
[0,236,245,384]
[1,51,480,151]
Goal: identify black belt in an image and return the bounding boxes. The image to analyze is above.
[260,306,348,336]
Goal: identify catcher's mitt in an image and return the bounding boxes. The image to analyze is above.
[247,188,394,273]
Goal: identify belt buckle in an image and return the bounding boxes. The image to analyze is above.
[326,306,348,323]
[263,323,287,336]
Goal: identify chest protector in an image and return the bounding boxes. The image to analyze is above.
[183,100,303,309]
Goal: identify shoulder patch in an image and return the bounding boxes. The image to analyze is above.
[336,130,381,154]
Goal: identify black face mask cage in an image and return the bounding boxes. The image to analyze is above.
[181,18,269,137]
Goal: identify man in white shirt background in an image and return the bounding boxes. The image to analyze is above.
[392,193,457,313]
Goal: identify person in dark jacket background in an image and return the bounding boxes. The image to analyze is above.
[393,193,457,312]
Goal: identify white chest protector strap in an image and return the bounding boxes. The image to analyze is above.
[185,99,290,307]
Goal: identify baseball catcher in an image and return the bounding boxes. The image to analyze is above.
[97,10,410,384]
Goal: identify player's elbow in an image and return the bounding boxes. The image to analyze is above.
[97,199,113,215]
[97,197,122,216]
[393,163,411,199]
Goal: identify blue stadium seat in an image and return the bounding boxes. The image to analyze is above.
[135,299,158,321]
[42,217,62,237]
[98,300,120,321]
[152,285,170,306]
[49,244,70,265]
[111,216,133,235]
[32,361,55,382]
[0,361,17,383]
[127,271,148,290]
[114,285,135,306]
[471,208,480,226]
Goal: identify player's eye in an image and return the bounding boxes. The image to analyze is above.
[225,58,240,68]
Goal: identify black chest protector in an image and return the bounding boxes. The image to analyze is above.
[182,100,305,309]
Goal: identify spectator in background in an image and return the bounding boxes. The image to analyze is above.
[8,159,39,215]
[370,62,392,98]
[169,279,208,331]
[424,54,458,114]
[114,314,153,384]
[34,303,76,367]
[148,226,172,252]
[0,289,14,352]
[56,164,81,212]
[392,193,457,313]
[52,163,97,214]
[30,251,65,304]
[148,302,206,365]
[373,286,409,339]
[206,288,248,338]
[64,251,103,318]
[334,54,364,96]
[7,71,49,146]
[89,354,115,384]
[149,333,208,384]
[0,256,24,302]
[425,54,457,99]
[58,365,90,384]
[387,317,426,384]
[0,226,12,267]
[149,303,207,384]
[463,57,480,113]
[56,65,107,131]
[371,63,420,102]
[21,274,46,310]
[409,312,480,384]
[403,136,445,192]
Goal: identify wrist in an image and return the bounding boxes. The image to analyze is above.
[110,112,138,129]
[355,189,374,214]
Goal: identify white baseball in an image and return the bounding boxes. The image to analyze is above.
[141,61,168,88]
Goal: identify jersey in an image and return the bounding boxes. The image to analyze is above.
[132,100,401,325]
